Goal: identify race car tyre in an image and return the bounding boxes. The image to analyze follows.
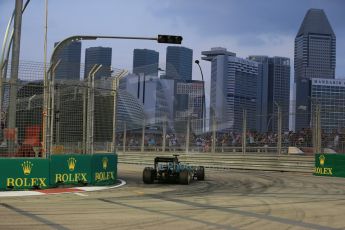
[179,170,191,185]
[196,166,205,181]
[143,167,155,184]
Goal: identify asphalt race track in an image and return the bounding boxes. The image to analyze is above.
[1,164,345,230]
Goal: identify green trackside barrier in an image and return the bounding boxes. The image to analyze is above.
[0,158,50,190]
[314,153,345,177]
[91,154,117,185]
[50,154,92,186]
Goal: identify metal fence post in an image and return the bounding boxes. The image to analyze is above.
[46,77,52,156]
[49,74,55,155]
[0,64,5,143]
[277,103,282,155]
[141,119,145,152]
[212,112,216,153]
[242,109,247,155]
[162,116,166,152]
[7,0,23,154]
[49,60,60,155]
[111,70,128,154]
[43,67,49,158]
[112,76,118,154]
[313,103,321,154]
[90,74,94,155]
[86,64,101,155]
[186,116,190,154]
[82,81,87,154]
[87,70,92,154]
[86,69,92,154]
[316,104,321,154]
[55,84,61,145]
[123,122,126,153]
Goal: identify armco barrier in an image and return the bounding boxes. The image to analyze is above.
[314,153,345,177]
[0,158,50,190]
[117,152,314,173]
[91,154,117,185]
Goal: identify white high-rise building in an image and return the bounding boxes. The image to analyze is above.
[202,48,259,132]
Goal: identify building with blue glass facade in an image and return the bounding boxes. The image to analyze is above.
[311,78,345,133]
[248,56,290,133]
[54,41,81,80]
[247,56,269,133]
[165,46,193,80]
[133,49,159,76]
[84,46,112,80]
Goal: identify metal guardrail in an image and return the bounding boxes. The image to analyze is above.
[115,145,289,154]
[117,152,314,173]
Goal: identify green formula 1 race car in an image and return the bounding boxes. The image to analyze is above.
[142,155,205,185]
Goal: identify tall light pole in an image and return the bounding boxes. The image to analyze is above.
[157,67,168,152]
[44,34,183,157]
[194,60,206,132]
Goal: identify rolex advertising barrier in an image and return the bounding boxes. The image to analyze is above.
[0,158,50,190]
[91,154,117,186]
[314,153,345,177]
[0,154,117,190]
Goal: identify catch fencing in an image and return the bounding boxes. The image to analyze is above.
[1,61,345,158]
[0,60,125,157]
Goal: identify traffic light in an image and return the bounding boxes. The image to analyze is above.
[157,35,183,44]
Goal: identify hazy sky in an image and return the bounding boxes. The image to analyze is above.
[1,0,345,83]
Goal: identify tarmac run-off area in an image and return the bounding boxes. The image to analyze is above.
[1,164,345,230]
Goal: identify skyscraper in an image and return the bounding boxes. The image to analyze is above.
[84,47,112,80]
[165,46,193,80]
[202,48,258,132]
[119,73,161,124]
[133,49,159,76]
[54,41,81,80]
[295,9,336,131]
[311,78,345,133]
[247,56,269,133]
[173,79,204,134]
[248,56,291,133]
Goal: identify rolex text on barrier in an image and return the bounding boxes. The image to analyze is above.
[0,158,50,190]
[91,154,117,185]
[50,155,92,186]
[314,154,345,177]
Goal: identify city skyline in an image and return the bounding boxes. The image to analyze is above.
[1,1,344,81]
[1,1,345,132]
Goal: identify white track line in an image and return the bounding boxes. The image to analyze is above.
[75,179,127,192]
[74,192,88,197]
[0,179,127,197]
[0,191,42,197]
